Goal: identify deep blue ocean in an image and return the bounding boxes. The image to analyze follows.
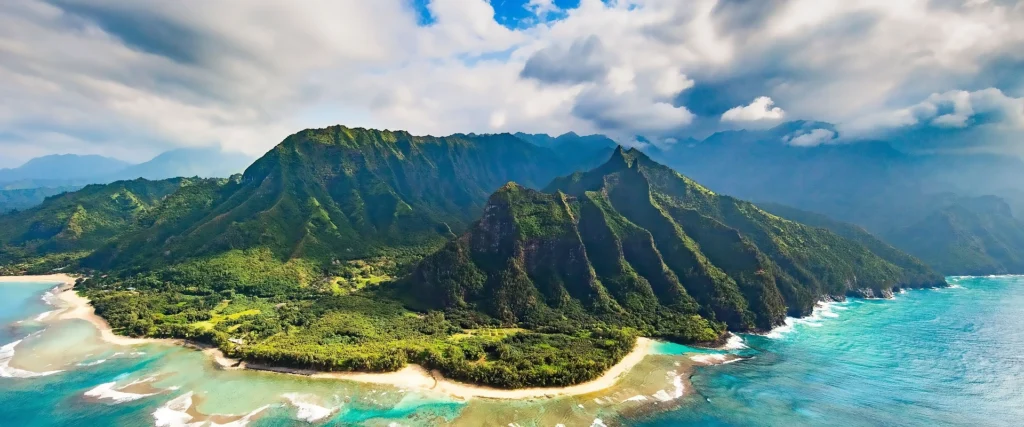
[1,275,1021,426]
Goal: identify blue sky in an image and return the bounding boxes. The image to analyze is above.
[413,0,583,27]
[0,0,1021,167]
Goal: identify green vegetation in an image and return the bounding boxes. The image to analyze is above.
[884,196,1024,275]
[0,127,949,389]
[409,148,944,343]
[0,178,205,273]
[0,186,81,213]
[760,198,1024,276]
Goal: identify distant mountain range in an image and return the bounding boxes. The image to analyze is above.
[0,147,255,188]
[0,154,131,186]
[645,120,1024,275]
[0,148,256,212]
[0,186,82,213]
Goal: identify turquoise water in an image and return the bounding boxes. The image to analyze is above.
[1,276,1021,426]
[637,275,1024,427]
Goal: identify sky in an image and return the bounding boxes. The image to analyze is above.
[0,0,1022,167]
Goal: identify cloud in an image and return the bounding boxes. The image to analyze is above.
[844,88,1024,134]
[572,84,695,136]
[526,0,559,17]
[784,128,837,147]
[520,35,609,85]
[721,96,786,122]
[1,0,1023,166]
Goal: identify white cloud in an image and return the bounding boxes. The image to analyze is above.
[784,128,837,147]
[843,88,1024,136]
[526,0,559,17]
[1,0,1023,164]
[721,97,786,122]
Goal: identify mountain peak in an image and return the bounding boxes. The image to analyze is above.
[606,145,652,169]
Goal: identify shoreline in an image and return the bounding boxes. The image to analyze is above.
[0,273,77,286]
[1,274,178,347]
[233,337,656,400]
[4,274,659,400]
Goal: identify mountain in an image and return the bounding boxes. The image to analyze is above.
[0,186,81,213]
[0,178,204,274]
[85,126,597,270]
[514,131,618,172]
[649,120,1024,274]
[409,148,945,340]
[886,196,1024,275]
[0,149,254,213]
[0,154,131,185]
[0,126,949,389]
[111,147,255,181]
[755,202,940,277]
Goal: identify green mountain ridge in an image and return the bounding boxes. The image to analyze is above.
[647,120,1024,275]
[410,147,945,340]
[0,126,949,389]
[84,126,598,271]
[0,186,82,213]
[886,196,1024,275]
[0,178,210,274]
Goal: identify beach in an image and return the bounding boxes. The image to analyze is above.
[238,337,656,400]
[4,274,659,400]
[0,273,77,286]
[1,274,175,347]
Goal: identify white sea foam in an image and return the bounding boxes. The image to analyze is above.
[765,317,796,339]
[652,390,673,402]
[77,359,108,367]
[153,392,196,427]
[671,372,685,398]
[690,354,729,364]
[591,419,608,427]
[84,381,158,403]
[721,334,747,350]
[208,405,271,427]
[765,300,845,338]
[40,287,60,305]
[33,310,56,322]
[0,338,64,378]
[622,395,648,402]
[283,393,334,423]
[815,301,840,318]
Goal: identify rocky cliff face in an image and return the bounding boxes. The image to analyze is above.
[410,148,947,342]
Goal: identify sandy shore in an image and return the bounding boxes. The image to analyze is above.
[4,273,658,400]
[1,274,175,346]
[53,287,176,346]
[237,337,656,400]
[0,273,77,286]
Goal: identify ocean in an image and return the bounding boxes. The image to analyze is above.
[0,275,1021,426]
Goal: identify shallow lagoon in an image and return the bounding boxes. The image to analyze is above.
[1,276,1022,426]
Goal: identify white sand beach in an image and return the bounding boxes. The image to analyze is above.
[4,273,658,400]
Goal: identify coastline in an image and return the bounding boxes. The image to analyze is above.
[1,274,177,347]
[4,273,658,400]
[235,337,656,400]
[0,273,77,286]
